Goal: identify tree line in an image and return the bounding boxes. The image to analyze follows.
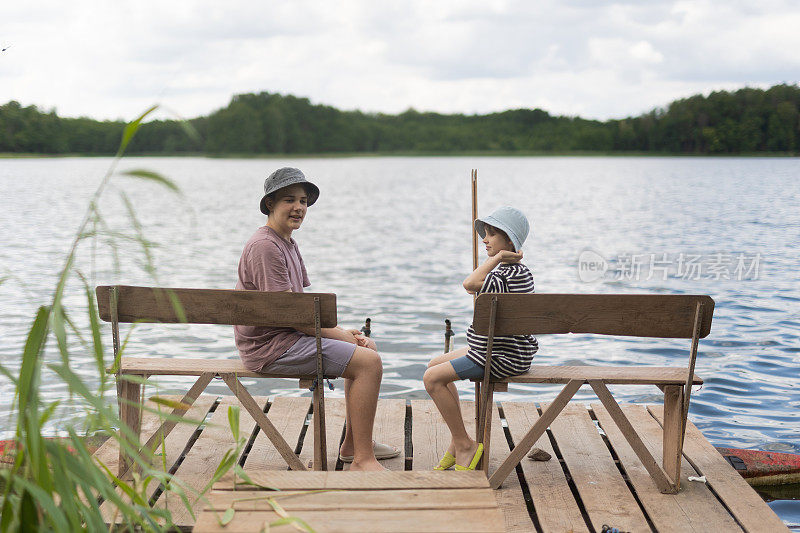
[1,84,798,155]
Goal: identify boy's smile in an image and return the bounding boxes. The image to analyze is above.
[266,184,308,239]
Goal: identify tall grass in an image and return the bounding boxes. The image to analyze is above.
[0,106,249,532]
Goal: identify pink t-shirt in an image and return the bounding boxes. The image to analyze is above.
[234,226,311,371]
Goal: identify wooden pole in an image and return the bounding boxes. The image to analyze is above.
[471,169,479,272]
[444,319,453,353]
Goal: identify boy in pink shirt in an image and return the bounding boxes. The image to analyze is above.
[235,167,398,471]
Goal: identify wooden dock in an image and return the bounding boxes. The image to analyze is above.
[93,395,788,532]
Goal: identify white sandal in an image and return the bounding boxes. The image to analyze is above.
[339,441,400,463]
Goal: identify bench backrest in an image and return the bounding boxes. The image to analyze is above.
[472,293,713,338]
[96,285,337,328]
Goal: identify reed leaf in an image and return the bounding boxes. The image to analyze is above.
[228,405,241,442]
[118,104,158,155]
[149,396,193,411]
[268,515,315,533]
[81,277,106,382]
[220,507,235,525]
[120,168,181,193]
[38,400,60,426]
[52,303,70,368]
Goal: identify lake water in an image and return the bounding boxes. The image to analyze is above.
[1,155,799,526]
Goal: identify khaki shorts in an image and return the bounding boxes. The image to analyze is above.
[262,334,357,377]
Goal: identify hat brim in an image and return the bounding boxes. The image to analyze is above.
[260,182,320,214]
[474,216,523,252]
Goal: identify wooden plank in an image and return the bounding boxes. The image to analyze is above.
[204,488,500,511]
[487,402,535,533]
[649,406,790,533]
[546,403,651,532]
[118,357,317,379]
[243,397,310,472]
[489,380,582,489]
[97,395,217,522]
[160,395,264,527]
[502,401,589,533]
[594,403,742,532]
[589,380,674,493]
[473,293,714,338]
[214,470,491,491]
[410,398,533,531]
[410,399,453,471]
[96,285,337,328]
[504,365,702,385]
[94,394,216,473]
[369,398,407,471]
[220,374,306,471]
[193,508,506,532]
[136,372,214,470]
[410,399,487,469]
[299,397,345,471]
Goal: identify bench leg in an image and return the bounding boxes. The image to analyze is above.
[590,380,676,494]
[220,373,307,471]
[117,376,142,478]
[474,381,481,442]
[131,372,214,476]
[488,379,582,489]
[662,385,683,490]
[312,381,327,471]
[479,385,495,474]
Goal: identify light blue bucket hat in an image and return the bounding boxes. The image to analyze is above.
[474,206,530,252]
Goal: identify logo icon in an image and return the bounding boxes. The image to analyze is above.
[578,250,608,282]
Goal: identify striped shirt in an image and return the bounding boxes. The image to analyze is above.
[466,263,539,379]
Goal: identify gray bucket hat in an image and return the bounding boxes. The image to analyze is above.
[474,206,530,252]
[259,167,320,215]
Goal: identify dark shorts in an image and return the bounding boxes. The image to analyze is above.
[262,335,357,378]
[449,355,485,380]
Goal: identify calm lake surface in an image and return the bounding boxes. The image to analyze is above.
[1,156,799,525]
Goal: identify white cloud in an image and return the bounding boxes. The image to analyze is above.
[1,0,798,122]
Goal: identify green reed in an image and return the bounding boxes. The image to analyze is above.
[0,107,301,531]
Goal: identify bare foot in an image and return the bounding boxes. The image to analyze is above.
[349,458,386,471]
[454,440,480,467]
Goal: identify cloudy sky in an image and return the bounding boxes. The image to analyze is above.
[2,0,799,122]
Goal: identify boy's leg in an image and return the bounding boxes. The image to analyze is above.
[423,359,480,468]
[340,338,377,457]
[340,345,384,471]
[427,348,468,456]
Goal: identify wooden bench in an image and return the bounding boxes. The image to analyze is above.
[469,293,714,492]
[96,285,338,476]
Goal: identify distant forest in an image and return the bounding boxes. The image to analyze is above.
[1,84,798,155]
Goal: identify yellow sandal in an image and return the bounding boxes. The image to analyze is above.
[433,451,456,471]
[454,443,484,471]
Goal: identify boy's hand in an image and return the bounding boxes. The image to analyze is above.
[347,329,370,347]
[497,250,523,263]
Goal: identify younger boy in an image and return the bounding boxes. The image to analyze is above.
[423,206,538,470]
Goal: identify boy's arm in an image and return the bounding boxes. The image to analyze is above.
[462,251,524,294]
[295,325,364,345]
[463,256,502,294]
[281,289,365,345]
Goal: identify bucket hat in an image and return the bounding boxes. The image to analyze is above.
[474,206,530,252]
[259,167,320,215]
